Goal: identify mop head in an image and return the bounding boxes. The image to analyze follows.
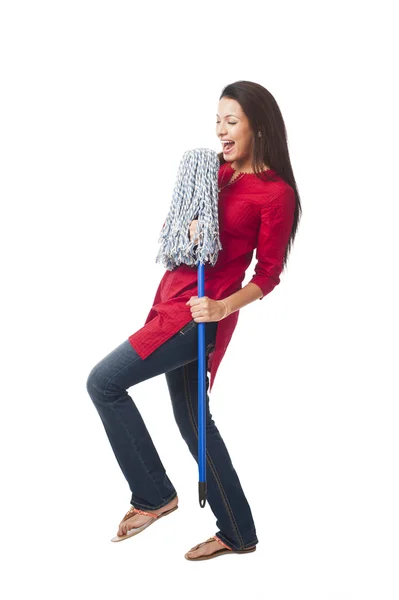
[155,148,223,270]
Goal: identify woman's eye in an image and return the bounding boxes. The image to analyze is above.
[216,122,237,125]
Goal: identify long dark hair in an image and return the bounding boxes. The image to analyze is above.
[217,81,302,270]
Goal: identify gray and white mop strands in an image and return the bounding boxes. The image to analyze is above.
[155,148,223,507]
[155,148,222,270]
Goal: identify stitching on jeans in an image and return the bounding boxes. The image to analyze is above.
[216,532,258,550]
[182,364,245,549]
[130,491,178,511]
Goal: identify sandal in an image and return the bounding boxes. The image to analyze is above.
[184,535,256,561]
[111,504,178,543]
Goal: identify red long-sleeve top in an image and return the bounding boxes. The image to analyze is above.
[128,161,295,392]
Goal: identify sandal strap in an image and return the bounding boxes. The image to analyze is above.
[189,536,232,553]
[213,535,232,550]
[121,506,159,523]
[121,507,136,522]
[189,537,215,552]
[135,508,159,518]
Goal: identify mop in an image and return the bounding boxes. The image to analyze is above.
[156,148,223,507]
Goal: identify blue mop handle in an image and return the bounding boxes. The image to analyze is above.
[197,261,207,508]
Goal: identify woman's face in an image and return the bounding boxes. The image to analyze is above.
[216,97,254,167]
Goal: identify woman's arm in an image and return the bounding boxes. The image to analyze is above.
[221,187,295,317]
[218,283,263,318]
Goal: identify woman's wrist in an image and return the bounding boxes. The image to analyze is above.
[217,299,230,320]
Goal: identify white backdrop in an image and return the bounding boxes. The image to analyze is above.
[1,1,398,599]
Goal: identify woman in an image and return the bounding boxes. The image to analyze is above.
[86,80,302,561]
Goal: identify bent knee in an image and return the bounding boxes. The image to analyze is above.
[86,363,107,400]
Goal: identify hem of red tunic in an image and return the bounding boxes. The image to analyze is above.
[128,317,185,360]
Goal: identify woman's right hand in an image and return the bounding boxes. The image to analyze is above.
[189,219,199,243]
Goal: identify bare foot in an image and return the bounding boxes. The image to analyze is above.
[185,536,232,559]
[117,496,178,537]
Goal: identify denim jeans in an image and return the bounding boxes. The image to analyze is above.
[86,319,258,551]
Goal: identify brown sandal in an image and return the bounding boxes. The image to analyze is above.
[111,504,178,543]
[184,535,256,561]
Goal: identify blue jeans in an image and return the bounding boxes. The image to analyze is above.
[86,319,258,551]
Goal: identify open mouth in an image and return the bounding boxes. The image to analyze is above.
[222,141,235,153]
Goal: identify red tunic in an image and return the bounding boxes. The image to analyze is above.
[128,161,295,392]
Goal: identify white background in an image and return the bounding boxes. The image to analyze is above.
[1,1,398,599]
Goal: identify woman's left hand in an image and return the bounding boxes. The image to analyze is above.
[186,295,225,322]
